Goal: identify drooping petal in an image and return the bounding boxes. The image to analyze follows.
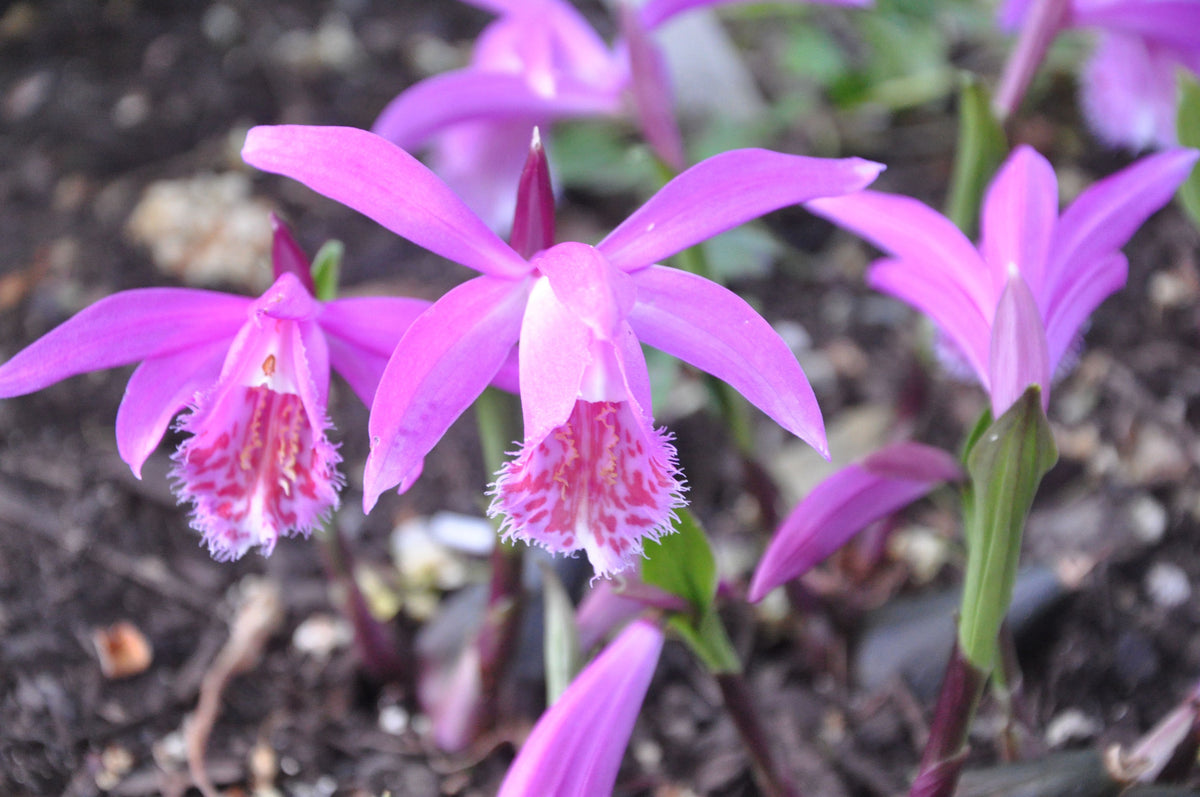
[639,0,870,32]
[490,398,685,576]
[993,0,1071,119]
[498,619,664,797]
[372,70,622,151]
[242,125,530,280]
[979,145,1059,298]
[319,296,432,406]
[627,265,828,455]
[807,191,993,315]
[1047,148,1199,293]
[988,268,1051,418]
[1080,33,1181,151]
[867,258,993,385]
[115,340,228,478]
[748,442,961,602]
[364,275,530,509]
[621,3,685,170]
[1043,251,1127,368]
[0,289,248,398]
[598,150,883,273]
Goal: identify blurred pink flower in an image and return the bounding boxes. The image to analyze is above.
[997,0,1200,149]
[374,0,869,228]
[243,124,883,575]
[808,145,1198,417]
[0,219,429,559]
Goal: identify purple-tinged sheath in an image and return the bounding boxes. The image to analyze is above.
[243,124,884,576]
[0,220,430,559]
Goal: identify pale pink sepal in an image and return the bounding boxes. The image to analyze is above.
[627,265,828,455]
[993,0,1071,120]
[748,442,962,602]
[364,275,530,510]
[979,145,1059,299]
[497,619,664,797]
[598,149,883,273]
[242,125,529,280]
[620,3,685,171]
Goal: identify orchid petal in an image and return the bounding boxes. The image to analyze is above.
[621,3,685,170]
[319,296,432,406]
[115,341,228,478]
[627,265,827,455]
[807,191,993,314]
[429,119,543,233]
[253,272,321,323]
[989,270,1051,418]
[1080,33,1181,151]
[364,275,530,509]
[297,319,331,419]
[980,145,1059,298]
[534,242,636,340]
[0,289,248,398]
[372,70,621,151]
[598,150,883,273]
[509,128,556,259]
[518,277,592,442]
[1073,3,1200,51]
[497,619,664,797]
[242,125,530,280]
[639,0,870,31]
[1047,148,1199,292]
[867,258,992,384]
[1044,252,1127,368]
[749,442,960,602]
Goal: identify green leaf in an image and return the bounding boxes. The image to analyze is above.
[945,75,1008,237]
[311,239,344,302]
[641,508,717,612]
[1177,72,1200,231]
[957,386,1057,671]
[540,562,581,705]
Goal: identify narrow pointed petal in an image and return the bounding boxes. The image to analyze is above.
[989,270,1051,418]
[980,145,1059,298]
[242,125,530,280]
[1044,252,1127,368]
[621,3,685,170]
[372,70,621,151]
[319,296,432,405]
[498,620,664,797]
[0,289,248,398]
[270,214,318,295]
[807,191,993,314]
[627,265,827,455]
[115,341,228,478]
[749,442,961,602]
[993,0,1071,119]
[364,276,529,509]
[1047,148,1199,290]
[639,0,870,31]
[598,150,883,272]
[867,258,992,384]
[509,129,556,258]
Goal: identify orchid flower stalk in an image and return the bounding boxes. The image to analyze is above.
[243,124,883,578]
[0,218,430,559]
[373,0,870,227]
[995,0,1200,150]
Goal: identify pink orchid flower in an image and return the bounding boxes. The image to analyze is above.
[374,0,869,228]
[997,0,1200,150]
[807,144,1199,418]
[749,442,963,602]
[497,618,664,797]
[0,219,430,560]
[243,124,883,576]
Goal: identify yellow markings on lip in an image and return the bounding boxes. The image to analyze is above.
[262,354,276,377]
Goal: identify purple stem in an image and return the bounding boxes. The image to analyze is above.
[908,639,988,797]
[716,672,802,797]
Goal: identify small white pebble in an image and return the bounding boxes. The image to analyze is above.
[1045,708,1100,747]
[1128,493,1168,545]
[1146,562,1191,609]
[379,705,409,735]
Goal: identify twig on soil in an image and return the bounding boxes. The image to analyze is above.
[184,578,283,797]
